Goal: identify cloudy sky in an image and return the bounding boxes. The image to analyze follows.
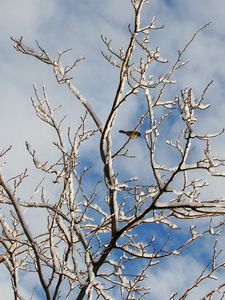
[1,0,225,299]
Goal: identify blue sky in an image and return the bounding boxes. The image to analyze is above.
[1,0,225,299]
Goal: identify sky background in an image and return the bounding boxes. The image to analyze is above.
[1,0,225,299]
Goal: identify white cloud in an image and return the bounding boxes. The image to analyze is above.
[0,0,56,38]
[144,254,224,300]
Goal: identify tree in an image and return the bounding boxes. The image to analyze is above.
[1,0,225,299]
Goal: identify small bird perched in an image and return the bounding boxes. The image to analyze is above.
[119,130,141,139]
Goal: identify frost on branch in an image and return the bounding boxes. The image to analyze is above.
[1,1,225,299]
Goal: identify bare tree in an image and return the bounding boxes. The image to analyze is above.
[1,0,225,299]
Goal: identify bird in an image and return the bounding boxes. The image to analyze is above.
[119,130,141,139]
